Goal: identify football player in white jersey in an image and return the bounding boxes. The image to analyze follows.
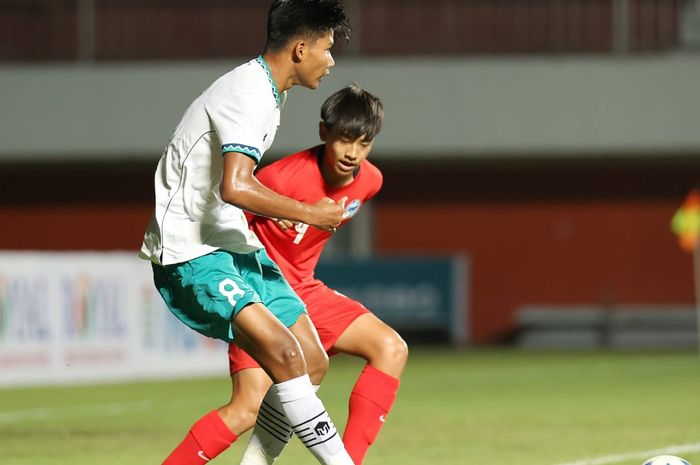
[139,2,355,464]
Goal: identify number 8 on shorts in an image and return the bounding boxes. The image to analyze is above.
[219,278,246,306]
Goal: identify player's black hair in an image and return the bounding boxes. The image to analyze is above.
[265,0,350,52]
[321,84,384,141]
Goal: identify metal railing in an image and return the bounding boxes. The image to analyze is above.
[0,0,695,62]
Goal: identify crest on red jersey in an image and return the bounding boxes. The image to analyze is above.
[344,199,362,219]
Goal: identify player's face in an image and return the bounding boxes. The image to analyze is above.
[319,123,374,183]
[297,30,336,89]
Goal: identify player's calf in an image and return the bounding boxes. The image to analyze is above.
[219,368,273,435]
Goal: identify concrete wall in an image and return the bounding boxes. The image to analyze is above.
[1,54,699,161]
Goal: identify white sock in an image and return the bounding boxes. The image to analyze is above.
[274,375,353,465]
[239,384,321,465]
[239,387,293,465]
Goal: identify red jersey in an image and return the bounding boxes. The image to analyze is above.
[249,145,383,285]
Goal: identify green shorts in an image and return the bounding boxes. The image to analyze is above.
[152,248,306,342]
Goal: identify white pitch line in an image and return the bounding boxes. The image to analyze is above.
[0,400,151,425]
[554,442,700,465]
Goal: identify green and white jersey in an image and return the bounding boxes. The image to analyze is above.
[140,56,287,266]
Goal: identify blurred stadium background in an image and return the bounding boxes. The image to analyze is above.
[1,1,700,464]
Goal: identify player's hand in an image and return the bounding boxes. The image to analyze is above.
[308,197,347,232]
[274,218,296,231]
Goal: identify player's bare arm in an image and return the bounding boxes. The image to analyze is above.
[221,152,346,231]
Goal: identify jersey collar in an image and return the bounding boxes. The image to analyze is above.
[256,55,281,107]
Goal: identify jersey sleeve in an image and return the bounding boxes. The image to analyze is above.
[206,91,269,164]
[365,168,384,201]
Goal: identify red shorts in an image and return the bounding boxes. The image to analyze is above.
[228,280,370,374]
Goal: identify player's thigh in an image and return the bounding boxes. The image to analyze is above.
[232,302,305,383]
[228,341,262,375]
[299,284,370,352]
[332,313,408,378]
[288,313,328,384]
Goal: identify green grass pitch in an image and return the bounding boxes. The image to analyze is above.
[1,348,699,465]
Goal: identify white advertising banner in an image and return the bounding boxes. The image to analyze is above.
[0,252,228,387]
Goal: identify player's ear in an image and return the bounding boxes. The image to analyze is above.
[319,122,327,141]
[292,40,306,63]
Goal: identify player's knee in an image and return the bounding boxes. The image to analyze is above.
[380,333,409,370]
[305,349,329,385]
[273,340,307,376]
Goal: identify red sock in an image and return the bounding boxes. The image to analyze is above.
[163,410,238,465]
[343,365,400,465]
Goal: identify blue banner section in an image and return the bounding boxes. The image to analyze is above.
[315,255,468,345]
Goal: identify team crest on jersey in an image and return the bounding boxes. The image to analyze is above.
[344,199,362,219]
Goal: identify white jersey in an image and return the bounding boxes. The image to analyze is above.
[140,56,287,266]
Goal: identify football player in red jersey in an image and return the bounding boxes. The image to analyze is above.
[220,84,408,465]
